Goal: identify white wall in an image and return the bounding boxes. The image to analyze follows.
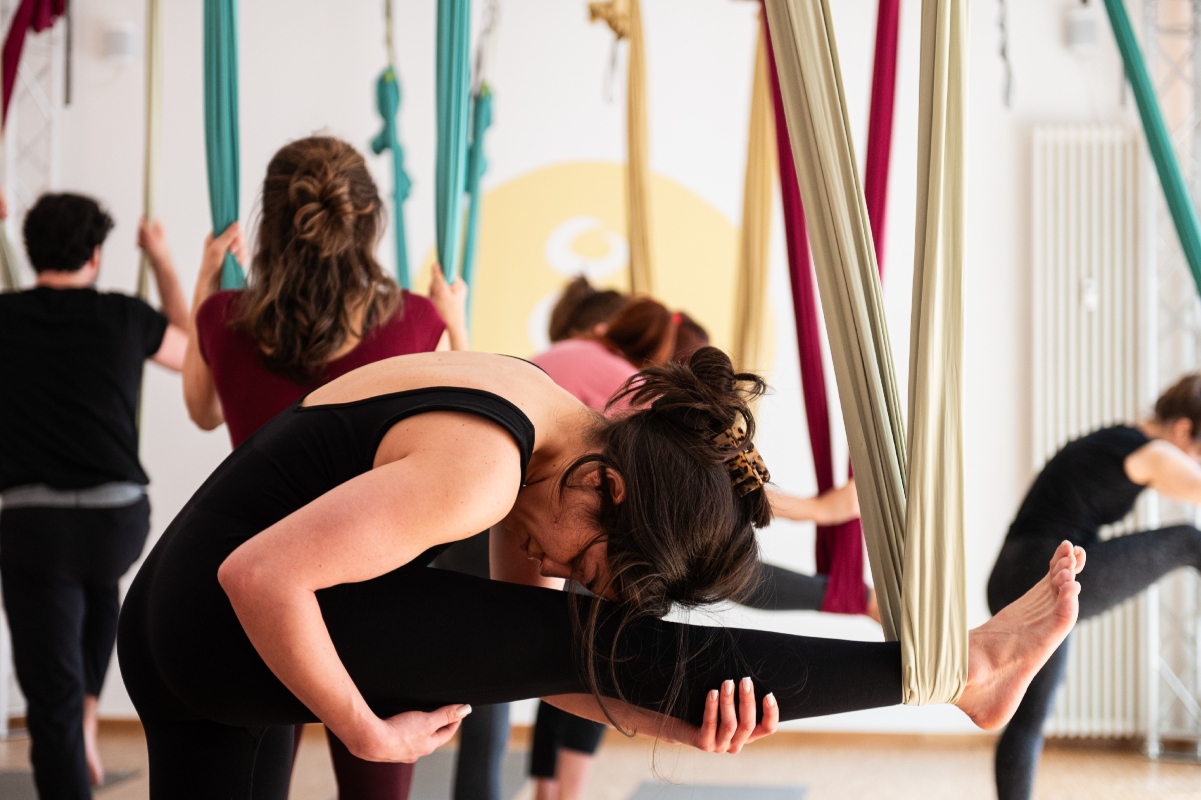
[8,0,1139,731]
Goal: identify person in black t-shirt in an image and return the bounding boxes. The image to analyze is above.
[987,373,1201,800]
[0,192,188,799]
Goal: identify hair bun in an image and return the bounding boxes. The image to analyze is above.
[288,160,368,259]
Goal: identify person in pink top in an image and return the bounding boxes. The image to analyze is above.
[180,136,467,800]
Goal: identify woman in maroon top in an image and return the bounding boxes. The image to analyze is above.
[181,136,467,799]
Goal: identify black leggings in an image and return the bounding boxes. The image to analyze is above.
[529,701,607,778]
[121,556,901,800]
[987,525,1201,800]
[0,500,150,800]
[741,562,829,611]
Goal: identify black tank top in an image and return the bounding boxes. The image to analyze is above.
[120,386,536,721]
[134,387,534,637]
[1007,425,1150,544]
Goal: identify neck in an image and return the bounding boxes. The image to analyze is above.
[36,270,95,289]
[1138,419,1169,440]
[526,403,603,486]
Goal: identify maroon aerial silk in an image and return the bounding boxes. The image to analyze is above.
[2,0,67,127]
[761,0,899,615]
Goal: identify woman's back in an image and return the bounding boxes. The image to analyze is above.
[198,289,445,446]
[1007,425,1150,544]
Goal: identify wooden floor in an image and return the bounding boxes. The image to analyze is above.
[2,723,1200,799]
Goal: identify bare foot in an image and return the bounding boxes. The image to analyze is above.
[83,694,104,787]
[955,541,1085,730]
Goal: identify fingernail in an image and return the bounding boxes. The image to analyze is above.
[766,693,776,707]
[459,705,472,717]
[722,680,734,695]
[741,677,752,692]
[709,689,719,702]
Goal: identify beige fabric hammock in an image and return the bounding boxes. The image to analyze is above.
[763,0,968,706]
[137,0,163,301]
[590,0,653,295]
[731,15,775,375]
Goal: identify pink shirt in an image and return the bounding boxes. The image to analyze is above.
[530,338,637,412]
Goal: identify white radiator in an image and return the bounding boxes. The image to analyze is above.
[1031,125,1151,738]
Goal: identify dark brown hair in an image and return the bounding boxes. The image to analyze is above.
[602,297,678,368]
[562,345,772,728]
[1155,373,1201,438]
[548,277,628,342]
[234,137,400,383]
[672,312,710,364]
[23,193,114,273]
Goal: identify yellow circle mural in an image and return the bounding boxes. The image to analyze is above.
[420,161,772,366]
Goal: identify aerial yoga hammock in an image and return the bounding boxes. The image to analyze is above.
[204,0,484,296]
[138,0,162,301]
[763,0,968,703]
[371,0,414,289]
[0,0,68,291]
[589,0,653,295]
[1101,0,1201,300]
[740,0,899,616]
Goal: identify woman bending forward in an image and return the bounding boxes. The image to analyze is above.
[119,348,1084,799]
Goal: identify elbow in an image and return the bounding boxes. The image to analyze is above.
[217,551,263,611]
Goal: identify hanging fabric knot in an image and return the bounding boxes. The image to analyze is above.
[372,66,412,200]
[588,0,631,39]
[713,422,770,498]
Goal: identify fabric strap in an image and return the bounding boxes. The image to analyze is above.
[461,84,493,313]
[372,65,412,288]
[203,0,244,290]
[435,0,472,283]
[730,16,775,375]
[590,0,653,295]
[1102,0,1201,299]
[1,0,65,126]
[865,0,900,267]
[763,0,866,616]
[137,0,162,301]
[763,0,968,705]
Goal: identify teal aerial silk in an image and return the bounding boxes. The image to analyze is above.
[204,0,244,290]
[461,85,492,311]
[372,65,413,288]
[1103,0,1201,298]
[435,0,472,282]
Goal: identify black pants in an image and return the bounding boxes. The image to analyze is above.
[741,562,829,612]
[432,533,511,800]
[987,525,1201,800]
[121,546,902,799]
[522,559,832,780]
[0,499,150,800]
[528,701,607,779]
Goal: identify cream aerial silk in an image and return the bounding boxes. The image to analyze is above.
[763,0,967,706]
[137,0,162,301]
[731,16,775,375]
[590,0,653,295]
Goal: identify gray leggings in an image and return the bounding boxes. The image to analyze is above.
[986,525,1201,800]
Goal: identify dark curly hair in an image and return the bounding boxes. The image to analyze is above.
[562,345,772,728]
[233,136,401,383]
[23,193,114,273]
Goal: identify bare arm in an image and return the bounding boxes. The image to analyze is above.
[151,325,189,372]
[138,219,190,330]
[1126,440,1201,505]
[218,416,521,762]
[766,479,859,525]
[429,268,470,351]
[543,678,777,754]
[181,224,246,430]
